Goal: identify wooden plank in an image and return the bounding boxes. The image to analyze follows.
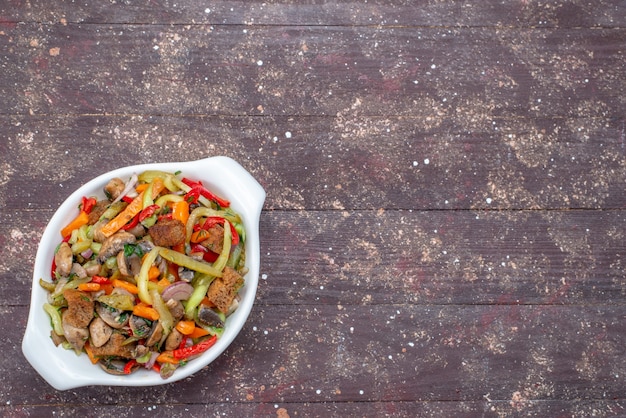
[2,25,624,118]
[7,304,626,404]
[2,400,625,418]
[4,209,624,307]
[258,209,626,306]
[1,0,625,28]
[1,115,624,211]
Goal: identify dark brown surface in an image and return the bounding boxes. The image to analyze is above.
[1,1,625,417]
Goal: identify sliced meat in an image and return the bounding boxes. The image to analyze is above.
[91,219,109,243]
[200,224,224,254]
[148,218,185,247]
[87,200,110,225]
[62,289,94,328]
[206,266,244,313]
[90,332,136,359]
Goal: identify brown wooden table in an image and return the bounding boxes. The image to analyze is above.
[2,1,625,416]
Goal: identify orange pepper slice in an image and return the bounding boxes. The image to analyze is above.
[61,210,89,238]
[175,320,196,336]
[133,303,160,321]
[111,278,139,294]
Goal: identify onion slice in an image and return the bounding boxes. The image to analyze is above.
[111,173,138,204]
[161,281,194,301]
[144,351,159,370]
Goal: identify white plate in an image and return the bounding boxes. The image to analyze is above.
[22,156,265,390]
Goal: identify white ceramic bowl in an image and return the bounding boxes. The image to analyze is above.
[22,156,265,390]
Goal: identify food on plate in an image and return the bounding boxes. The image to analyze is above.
[40,170,247,379]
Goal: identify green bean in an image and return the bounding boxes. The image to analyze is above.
[138,246,161,305]
[158,248,223,277]
[43,303,64,336]
[184,274,215,319]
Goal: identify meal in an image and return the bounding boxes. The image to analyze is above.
[39,170,247,379]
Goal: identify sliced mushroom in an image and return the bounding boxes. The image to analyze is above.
[165,299,185,322]
[98,231,136,263]
[132,344,149,360]
[99,358,128,375]
[89,317,113,348]
[70,262,88,279]
[145,321,163,348]
[196,305,225,328]
[62,310,89,352]
[117,251,142,277]
[129,315,152,339]
[50,330,66,347]
[126,223,146,238]
[104,177,126,201]
[137,239,155,254]
[54,242,73,277]
[84,262,102,277]
[178,267,195,282]
[164,328,184,351]
[128,255,143,276]
[95,302,129,329]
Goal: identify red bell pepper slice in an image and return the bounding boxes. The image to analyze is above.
[191,244,220,262]
[158,213,173,222]
[138,204,159,222]
[182,178,230,208]
[184,188,201,205]
[121,213,140,230]
[123,359,137,374]
[192,217,239,246]
[81,196,97,214]
[91,275,111,285]
[172,335,217,360]
[200,216,224,230]
[121,196,134,204]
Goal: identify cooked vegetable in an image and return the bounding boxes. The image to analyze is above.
[43,303,64,336]
[161,281,194,301]
[132,303,160,321]
[41,169,247,379]
[137,247,160,305]
[158,248,224,277]
[173,335,217,360]
[61,211,90,239]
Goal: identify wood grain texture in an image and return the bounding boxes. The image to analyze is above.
[2,0,625,27]
[1,116,624,211]
[2,24,624,119]
[3,303,626,412]
[1,0,625,416]
[3,209,624,307]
